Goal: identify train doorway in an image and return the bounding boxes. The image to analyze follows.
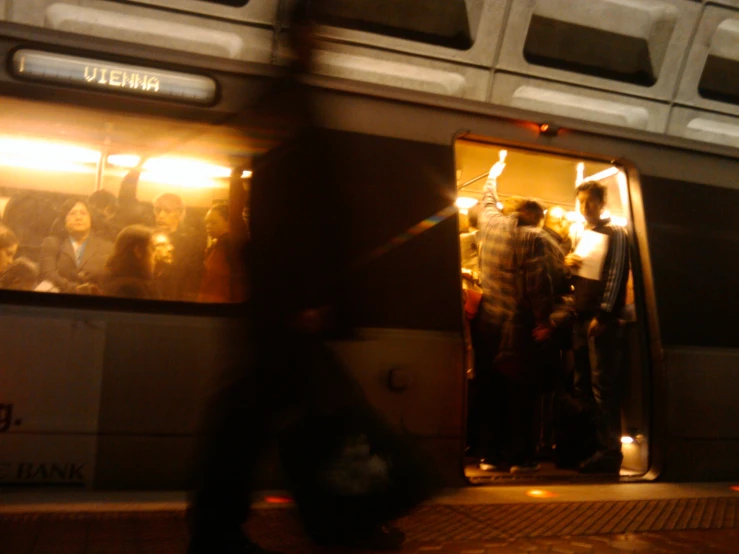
[455,139,649,484]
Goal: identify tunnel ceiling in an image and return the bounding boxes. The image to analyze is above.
[4,0,739,152]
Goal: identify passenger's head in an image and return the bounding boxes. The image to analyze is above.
[87,190,118,221]
[543,205,571,240]
[107,225,156,279]
[0,257,38,291]
[467,203,480,230]
[153,193,185,233]
[60,199,93,239]
[503,197,544,227]
[516,199,545,227]
[152,230,174,268]
[501,196,523,217]
[576,181,607,226]
[0,224,19,273]
[205,204,230,240]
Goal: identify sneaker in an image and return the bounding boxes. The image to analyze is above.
[188,531,281,554]
[578,449,623,474]
[510,462,540,474]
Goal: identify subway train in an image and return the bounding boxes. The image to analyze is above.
[0,6,738,491]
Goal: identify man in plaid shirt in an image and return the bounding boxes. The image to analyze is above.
[471,161,555,474]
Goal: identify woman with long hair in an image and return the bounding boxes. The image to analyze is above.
[39,198,112,293]
[101,225,160,300]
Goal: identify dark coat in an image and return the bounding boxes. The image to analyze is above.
[39,234,112,293]
[101,273,160,300]
[198,234,245,303]
[168,226,206,302]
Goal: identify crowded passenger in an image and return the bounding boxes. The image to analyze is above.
[538,206,576,456]
[114,167,156,228]
[543,206,573,256]
[542,206,576,355]
[460,204,483,457]
[152,229,177,300]
[2,192,58,261]
[87,189,121,242]
[153,193,205,301]
[198,204,245,304]
[39,199,113,294]
[0,223,18,275]
[0,257,40,291]
[471,159,555,475]
[565,180,630,474]
[100,224,160,300]
[459,203,480,275]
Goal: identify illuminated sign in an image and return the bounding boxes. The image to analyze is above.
[11,49,217,105]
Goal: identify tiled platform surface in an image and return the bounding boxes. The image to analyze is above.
[3,484,739,553]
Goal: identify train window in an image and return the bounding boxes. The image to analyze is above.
[456,140,648,482]
[0,96,250,304]
[311,0,475,50]
[639,176,739,349]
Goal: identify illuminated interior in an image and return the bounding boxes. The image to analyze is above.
[456,139,646,483]
[0,96,255,303]
[0,96,252,211]
[455,140,629,229]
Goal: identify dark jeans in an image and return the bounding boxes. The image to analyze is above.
[470,317,538,465]
[572,315,623,454]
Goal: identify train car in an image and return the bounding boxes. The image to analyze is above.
[0,0,738,491]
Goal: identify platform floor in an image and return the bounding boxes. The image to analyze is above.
[2,483,739,553]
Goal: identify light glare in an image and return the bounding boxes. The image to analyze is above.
[456,197,479,210]
[527,489,558,498]
[108,154,238,188]
[0,137,100,173]
[107,154,141,168]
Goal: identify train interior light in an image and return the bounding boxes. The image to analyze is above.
[527,489,558,498]
[0,136,100,173]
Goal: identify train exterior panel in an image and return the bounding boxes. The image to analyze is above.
[0,0,738,490]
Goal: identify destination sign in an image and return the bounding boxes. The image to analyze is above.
[11,49,217,105]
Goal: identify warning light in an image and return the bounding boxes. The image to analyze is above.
[264,496,293,504]
[538,123,559,137]
[526,489,558,499]
[730,486,739,492]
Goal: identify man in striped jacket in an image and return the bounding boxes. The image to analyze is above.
[473,162,554,474]
[565,181,630,474]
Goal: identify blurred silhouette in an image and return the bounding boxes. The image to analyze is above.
[187,2,438,553]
